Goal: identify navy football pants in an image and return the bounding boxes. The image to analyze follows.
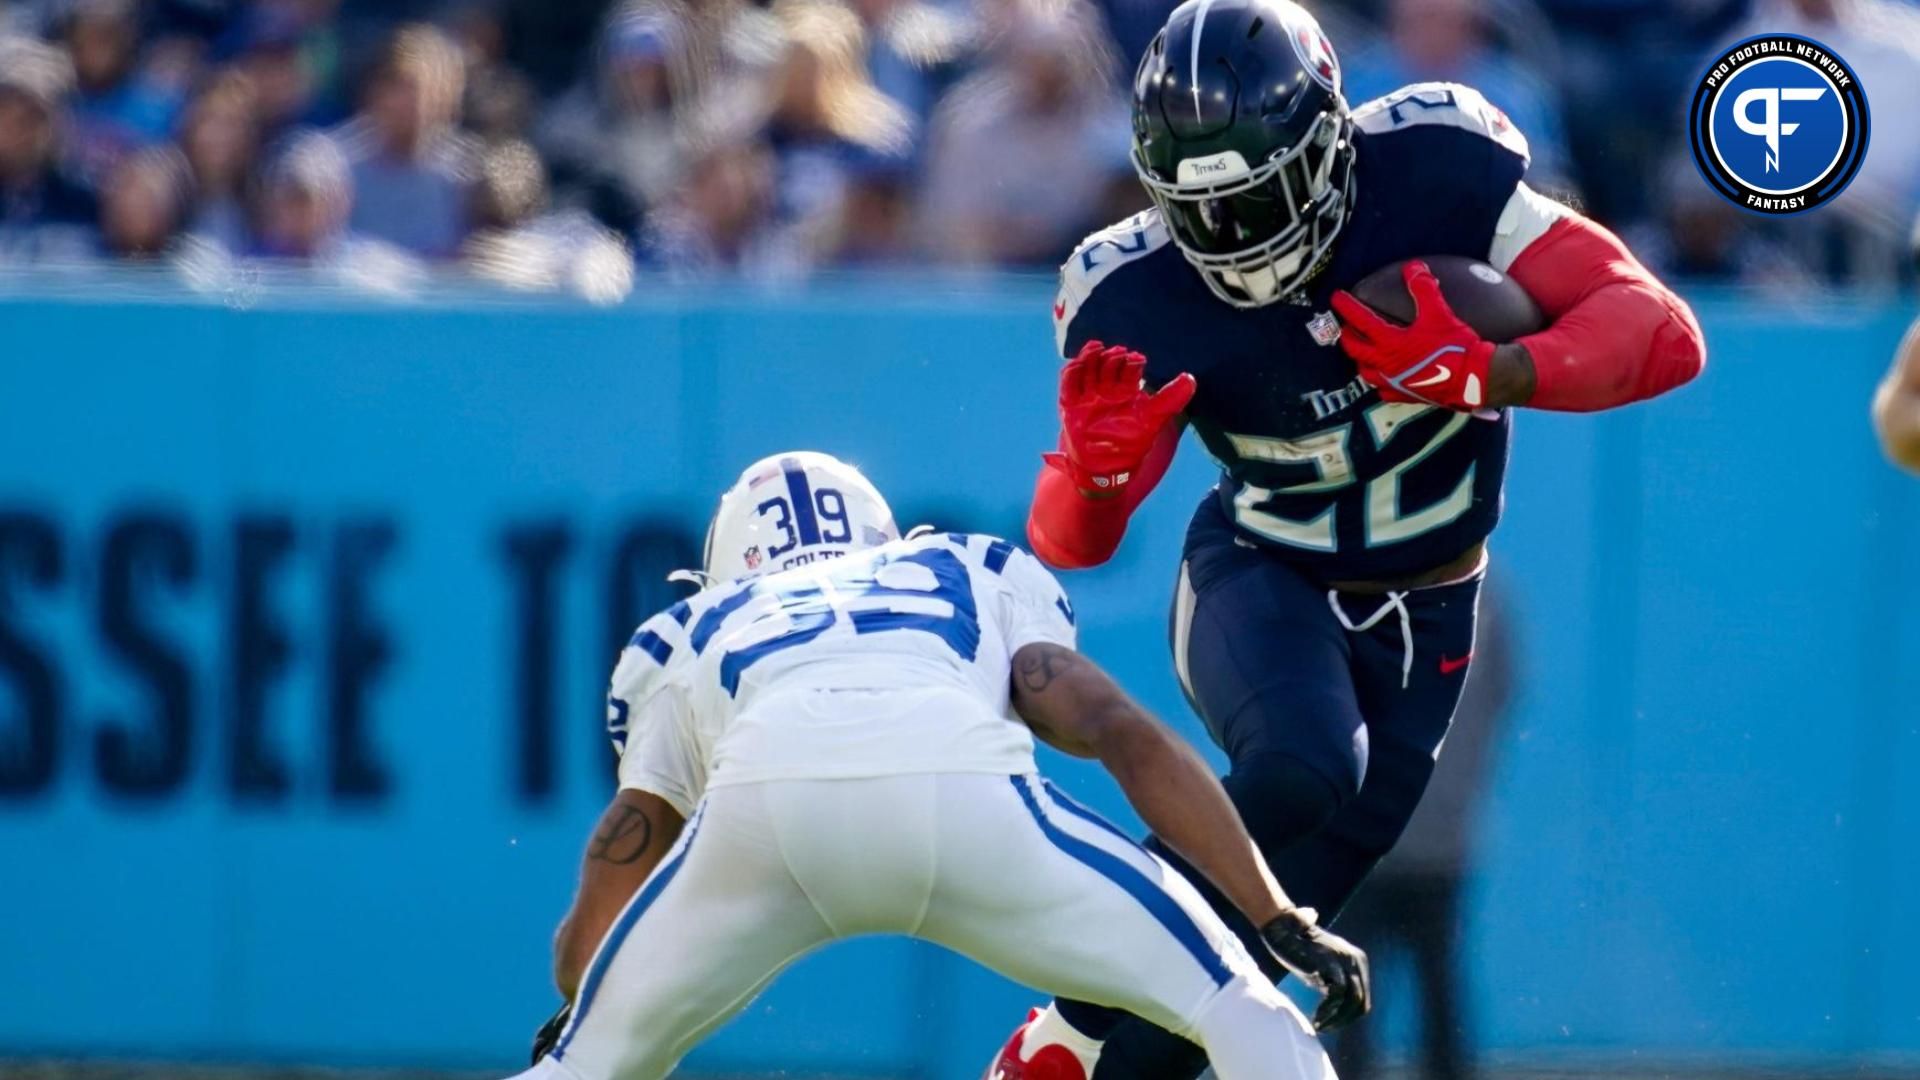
[1059,498,1482,1079]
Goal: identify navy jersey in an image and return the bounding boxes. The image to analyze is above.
[1054,83,1532,581]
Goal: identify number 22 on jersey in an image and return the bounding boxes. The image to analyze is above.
[1231,401,1476,550]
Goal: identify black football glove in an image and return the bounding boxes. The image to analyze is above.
[531,1002,571,1065]
[1260,907,1372,1031]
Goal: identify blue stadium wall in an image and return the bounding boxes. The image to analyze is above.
[0,281,1914,1076]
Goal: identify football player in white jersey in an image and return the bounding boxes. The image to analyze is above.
[514,451,1369,1080]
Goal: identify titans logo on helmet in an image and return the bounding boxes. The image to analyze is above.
[1290,23,1338,92]
[1688,33,1870,215]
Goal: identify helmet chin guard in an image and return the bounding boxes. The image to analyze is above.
[1135,110,1354,306]
[1130,0,1356,307]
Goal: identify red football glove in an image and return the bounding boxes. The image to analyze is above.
[1043,340,1196,495]
[1330,261,1496,411]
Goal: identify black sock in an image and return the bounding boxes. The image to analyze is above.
[1053,997,1127,1041]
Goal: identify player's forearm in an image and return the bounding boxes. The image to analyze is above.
[1483,343,1538,408]
[1026,423,1182,569]
[1507,281,1705,411]
[553,916,589,1001]
[1874,380,1920,472]
[1504,216,1706,412]
[554,789,685,999]
[1099,720,1291,928]
[1028,462,1130,569]
[1873,320,1920,474]
[1010,645,1293,925]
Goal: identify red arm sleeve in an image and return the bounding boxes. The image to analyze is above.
[1026,422,1181,570]
[1505,214,1707,412]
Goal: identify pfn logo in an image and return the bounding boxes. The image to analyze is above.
[1732,85,1828,173]
[1688,34,1869,215]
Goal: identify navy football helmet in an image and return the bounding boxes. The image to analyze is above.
[1131,0,1355,307]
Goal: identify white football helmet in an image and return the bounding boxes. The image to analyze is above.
[692,451,900,584]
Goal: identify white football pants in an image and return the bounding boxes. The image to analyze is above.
[516,772,1333,1080]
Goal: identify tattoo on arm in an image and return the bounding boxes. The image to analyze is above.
[1015,645,1082,695]
[587,803,655,865]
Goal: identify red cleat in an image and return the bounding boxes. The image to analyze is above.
[982,1008,1091,1080]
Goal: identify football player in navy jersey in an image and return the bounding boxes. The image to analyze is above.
[984,2,1706,1078]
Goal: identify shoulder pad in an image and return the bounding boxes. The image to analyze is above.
[607,600,696,750]
[1488,181,1574,271]
[615,602,692,686]
[932,531,1017,572]
[1352,82,1530,165]
[996,543,1078,633]
[1054,209,1171,355]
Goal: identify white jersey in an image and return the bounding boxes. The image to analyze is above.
[607,532,1079,814]
[554,533,1330,1080]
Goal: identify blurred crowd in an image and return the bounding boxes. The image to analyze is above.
[0,0,1917,302]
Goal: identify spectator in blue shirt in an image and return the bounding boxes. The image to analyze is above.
[759,0,913,266]
[539,3,700,245]
[847,0,975,153]
[1342,0,1577,195]
[1525,0,1748,223]
[177,69,262,252]
[642,125,801,279]
[249,128,424,293]
[61,0,187,190]
[331,23,475,259]
[0,37,98,262]
[917,0,1134,266]
[252,129,354,260]
[220,3,345,138]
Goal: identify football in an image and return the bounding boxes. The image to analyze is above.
[1348,255,1545,343]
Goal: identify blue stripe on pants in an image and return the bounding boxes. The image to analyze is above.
[1010,776,1232,988]
[553,802,707,1061]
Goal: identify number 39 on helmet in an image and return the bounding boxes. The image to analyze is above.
[689,451,901,586]
[1131,0,1355,308]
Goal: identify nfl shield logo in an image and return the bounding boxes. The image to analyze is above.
[744,545,762,570]
[1307,311,1341,347]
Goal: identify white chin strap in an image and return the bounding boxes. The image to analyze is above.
[1214,244,1310,305]
[1220,266,1280,303]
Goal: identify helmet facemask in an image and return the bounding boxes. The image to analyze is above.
[1136,107,1354,308]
